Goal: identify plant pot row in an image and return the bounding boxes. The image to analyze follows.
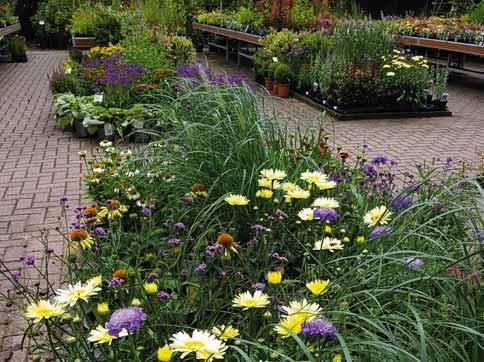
[264,78,290,98]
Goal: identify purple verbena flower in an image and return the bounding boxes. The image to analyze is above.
[21,255,35,267]
[59,196,69,204]
[174,222,186,232]
[105,307,147,337]
[301,319,337,340]
[194,263,207,273]
[167,238,181,247]
[251,224,269,234]
[252,283,266,291]
[110,277,125,287]
[157,291,170,302]
[11,271,21,281]
[370,155,390,165]
[142,207,152,217]
[93,227,107,236]
[205,244,224,256]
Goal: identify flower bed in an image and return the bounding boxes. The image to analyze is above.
[3,80,484,361]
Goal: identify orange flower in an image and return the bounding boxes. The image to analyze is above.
[216,233,238,253]
[112,269,127,281]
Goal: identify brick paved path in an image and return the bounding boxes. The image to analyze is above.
[205,54,484,175]
[0,51,95,361]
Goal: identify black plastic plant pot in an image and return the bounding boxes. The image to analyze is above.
[62,124,75,133]
[74,119,89,138]
[96,126,114,142]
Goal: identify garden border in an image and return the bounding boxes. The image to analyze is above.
[291,92,453,120]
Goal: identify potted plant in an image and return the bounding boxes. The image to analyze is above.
[274,63,293,98]
[267,62,279,93]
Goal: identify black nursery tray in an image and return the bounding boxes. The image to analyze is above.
[291,92,452,121]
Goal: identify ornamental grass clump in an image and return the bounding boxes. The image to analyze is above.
[1,85,483,361]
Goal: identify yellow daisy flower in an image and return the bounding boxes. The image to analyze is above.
[313,237,344,252]
[25,300,65,323]
[97,199,128,220]
[260,169,286,181]
[256,189,273,199]
[224,194,249,206]
[300,170,327,184]
[297,208,314,221]
[211,325,239,341]
[363,206,391,226]
[274,314,306,337]
[316,180,337,190]
[232,290,270,310]
[157,344,173,361]
[306,279,330,296]
[267,271,283,285]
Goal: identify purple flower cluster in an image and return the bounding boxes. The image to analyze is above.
[313,208,339,222]
[194,263,207,273]
[301,319,337,340]
[105,307,147,337]
[86,53,146,87]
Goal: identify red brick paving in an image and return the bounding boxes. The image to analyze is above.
[0,51,96,361]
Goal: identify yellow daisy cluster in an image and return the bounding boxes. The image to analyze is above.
[89,43,123,58]
[363,205,392,226]
[382,50,429,78]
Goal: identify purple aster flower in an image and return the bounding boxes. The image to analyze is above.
[194,263,207,273]
[391,195,412,211]
[157,291,170,302]
[405,258,424,270]
[370,155,390,165]
[301,319,337,340]
[174,222,185,232]
[269,251,288,262]
[21,255,35,267]
[167,238,181,247]
[105,307,147,337]
[218,271,227,278]
[93,227,107,236]
[370,226,392,238]
[252,283,266,291]
[142,207,152,217]
[313,208,339,223]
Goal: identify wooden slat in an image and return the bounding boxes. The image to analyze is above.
[193,22,261,45]
[399,35,484,57]
[0,23,21,37]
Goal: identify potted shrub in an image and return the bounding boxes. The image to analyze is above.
[274,63,293,98]
[267,62,279,93]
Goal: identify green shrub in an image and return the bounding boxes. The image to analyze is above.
[273,63,293,83]
[165,35,195,68]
